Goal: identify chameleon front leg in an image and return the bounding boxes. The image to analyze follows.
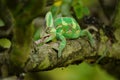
[57,34,66,58]
[79,30,95,47]
[44,31,56,43]
[44,33,56,43]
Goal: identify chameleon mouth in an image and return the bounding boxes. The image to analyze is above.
[35,34,50,44]
[45,27,51,33]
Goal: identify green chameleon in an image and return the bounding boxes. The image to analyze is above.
[45,11,95,58]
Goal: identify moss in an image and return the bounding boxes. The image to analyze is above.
[37,56,50,70]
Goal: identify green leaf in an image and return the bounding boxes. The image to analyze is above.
[73,5,83,19]
[0,38,11,48]
[72,0,90,19]
[0,19,5,27]
[61,0,72,16]
[51,5,60,18]
[83,7,90,15]
[33,29,41,41]
[61,3,71,16]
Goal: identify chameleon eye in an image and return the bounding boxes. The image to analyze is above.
[46,27,50,33]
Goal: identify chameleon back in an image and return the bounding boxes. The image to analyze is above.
[54,17,82,39]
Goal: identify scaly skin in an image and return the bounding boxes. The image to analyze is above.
[45,11,95,57]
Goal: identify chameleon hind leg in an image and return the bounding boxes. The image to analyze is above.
[79,30,95,47]
[57,34,66,58]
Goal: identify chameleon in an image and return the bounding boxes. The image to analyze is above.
[44,11,95,58]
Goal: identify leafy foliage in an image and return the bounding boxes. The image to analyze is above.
[33,28,41,41]
[0,38,11,48]
[72,0,90,19]
[51,0,90,19]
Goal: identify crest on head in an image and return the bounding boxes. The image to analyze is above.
[45,11,54,28]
